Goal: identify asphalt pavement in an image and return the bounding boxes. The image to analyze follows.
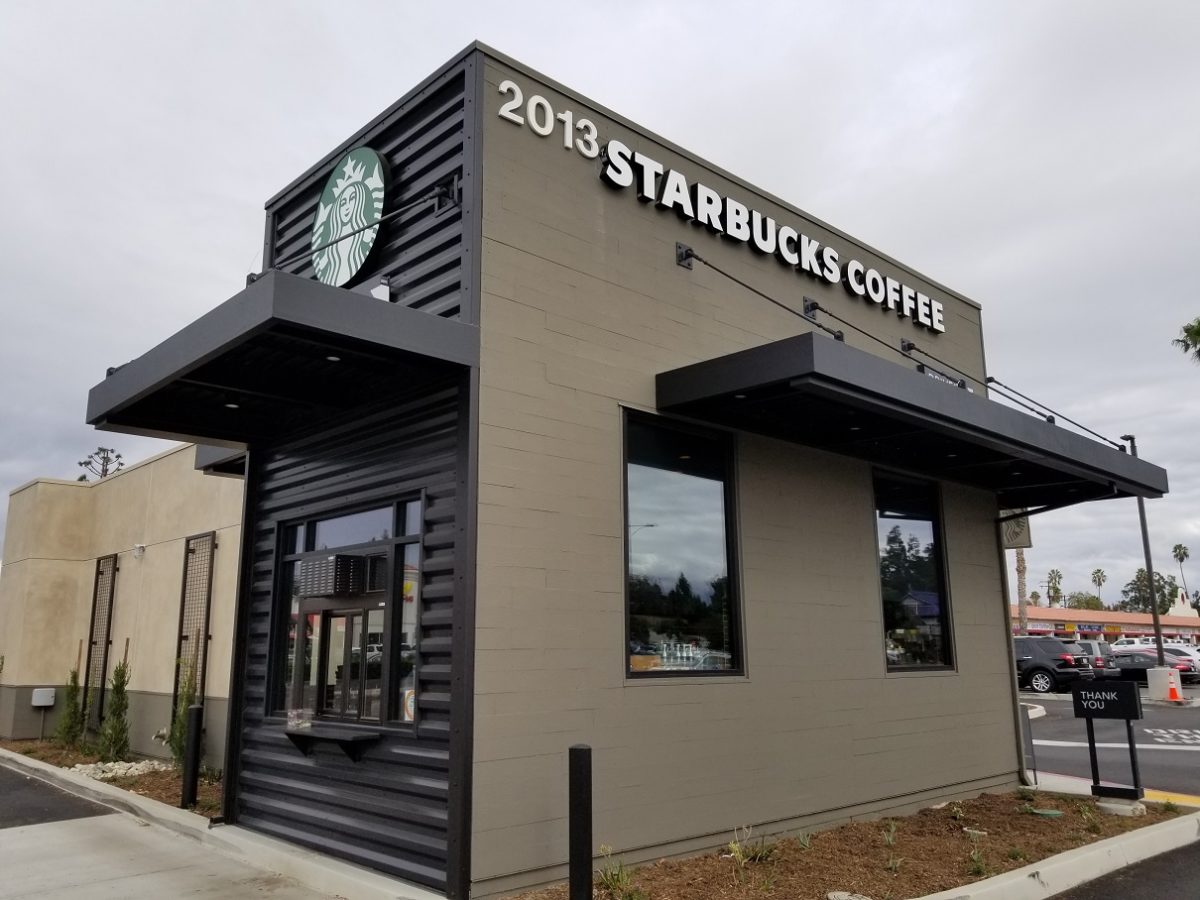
[0,765,108,829]
[1051,841,1200,899]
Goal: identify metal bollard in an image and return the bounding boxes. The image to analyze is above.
[180,703,204,809]
[569,744,593,900]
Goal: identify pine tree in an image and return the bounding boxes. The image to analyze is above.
[98,660,131,762]
[53,669,83,747]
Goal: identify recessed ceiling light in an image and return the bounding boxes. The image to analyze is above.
[946,453,958,459]
[679,454,691,460]
[326,355,341,362]
[849,426,862,432]
[734,393,746,400]
[224,402,240,409]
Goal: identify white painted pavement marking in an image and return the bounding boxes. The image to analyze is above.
[1034,739,1200,752]
[1143,728,1200,744]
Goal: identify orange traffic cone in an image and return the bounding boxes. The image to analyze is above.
[1167,668,1184,703]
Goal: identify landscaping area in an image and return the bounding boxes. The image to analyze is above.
[512,790,1187,900]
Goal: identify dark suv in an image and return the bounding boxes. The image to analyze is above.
[1013,637,1096,693]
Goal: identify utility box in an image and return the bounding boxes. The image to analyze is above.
[31,688,55,708]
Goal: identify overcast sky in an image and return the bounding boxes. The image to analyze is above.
[1,1,1197,607]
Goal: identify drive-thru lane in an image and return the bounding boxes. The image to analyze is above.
[0,759,335,899]
[0,763,109,829]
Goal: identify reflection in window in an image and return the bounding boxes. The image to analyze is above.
[874,473,951,669]
[313,506,392,550]
[625,415,740,676]
[278,497,424,724]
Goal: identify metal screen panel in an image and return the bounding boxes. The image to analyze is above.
[174,532,216,713]
[82,555,118,727]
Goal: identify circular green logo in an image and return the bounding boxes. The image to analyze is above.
[310,147,388,287]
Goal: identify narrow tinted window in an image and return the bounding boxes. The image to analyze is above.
[626,415,740,676]
[875,473,951,669]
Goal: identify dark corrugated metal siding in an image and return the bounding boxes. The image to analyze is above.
[266,68,469,321]
[233,382,462,893]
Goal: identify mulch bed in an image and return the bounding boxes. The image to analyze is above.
[512,791,1186,900]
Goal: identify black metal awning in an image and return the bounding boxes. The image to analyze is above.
[656,333,1167,508]
[87,270,478,447]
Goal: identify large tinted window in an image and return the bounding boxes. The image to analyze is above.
[874,473,952,669]
[625,414,741,676]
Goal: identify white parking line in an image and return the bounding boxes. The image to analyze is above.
[1033,739,1200,752]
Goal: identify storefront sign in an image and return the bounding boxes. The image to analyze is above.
[1000,510,1032,549]
[1072,681,1142,720]
[310,147,388,287]
[497,79,947,334]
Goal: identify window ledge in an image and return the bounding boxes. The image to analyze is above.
[285,725,382,761]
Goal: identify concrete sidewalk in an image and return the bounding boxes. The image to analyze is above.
[0,749,441,900]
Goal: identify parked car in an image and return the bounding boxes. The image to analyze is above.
[1013,637,1095,693]
[1072,639,1113,673]
[1107,650,1199,684]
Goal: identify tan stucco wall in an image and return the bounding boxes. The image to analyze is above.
[470,55,1016,893]
[0,444,243,740]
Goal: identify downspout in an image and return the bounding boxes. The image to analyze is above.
[996,510,1035,787]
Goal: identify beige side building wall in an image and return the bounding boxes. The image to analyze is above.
[0,444,243,759]
[470,56,1017,895]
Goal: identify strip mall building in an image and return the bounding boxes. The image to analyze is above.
[0,44,1169,899]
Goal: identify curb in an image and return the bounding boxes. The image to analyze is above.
[0,747,441,900]
[914,807,1200,899]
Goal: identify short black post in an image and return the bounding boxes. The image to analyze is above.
[569,744,592,900]
[180,703,204,809]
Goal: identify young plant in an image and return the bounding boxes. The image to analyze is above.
[727,825,775,883]
[1163,800,1180,815]
[53,668,84,748]
[886,855,905,873]
[968,848,988,877]
[169,664,198,767]
[98,660,131,762]
[796,830,812,851]
[596,844,645,900]
[1007,847,1026,861]
[881,820,898,847]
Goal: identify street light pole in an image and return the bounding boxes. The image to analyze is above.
[1122,435,1164,667]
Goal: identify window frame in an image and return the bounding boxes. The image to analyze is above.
[622,410,744,679]
[270,493,424,726]
[872,469,955,672]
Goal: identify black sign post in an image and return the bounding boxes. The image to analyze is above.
[1071,681,1144,801]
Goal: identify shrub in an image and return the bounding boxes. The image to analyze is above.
[98,660,131,762]
[169,665,198,767]
[53,669,84,747]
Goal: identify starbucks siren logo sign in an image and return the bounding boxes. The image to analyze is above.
[310,147,388,287]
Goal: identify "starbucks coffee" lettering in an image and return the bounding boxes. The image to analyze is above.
[600,140,945,334]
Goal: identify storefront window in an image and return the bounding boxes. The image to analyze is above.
[874,473,952,669]
[625,414,741,676]
[277,498,423,723]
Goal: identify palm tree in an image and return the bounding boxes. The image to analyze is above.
[1091,568,1107,603]
[1016,548,1028,634]
[1173,317,1200,364]
[1046,569,1064,607]
[1029,590,1042,607]
[1174,544,1190,607]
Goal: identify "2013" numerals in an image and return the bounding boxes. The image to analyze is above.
[497,79,600,159]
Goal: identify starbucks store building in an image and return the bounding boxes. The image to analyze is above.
[76,44,1167,899]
